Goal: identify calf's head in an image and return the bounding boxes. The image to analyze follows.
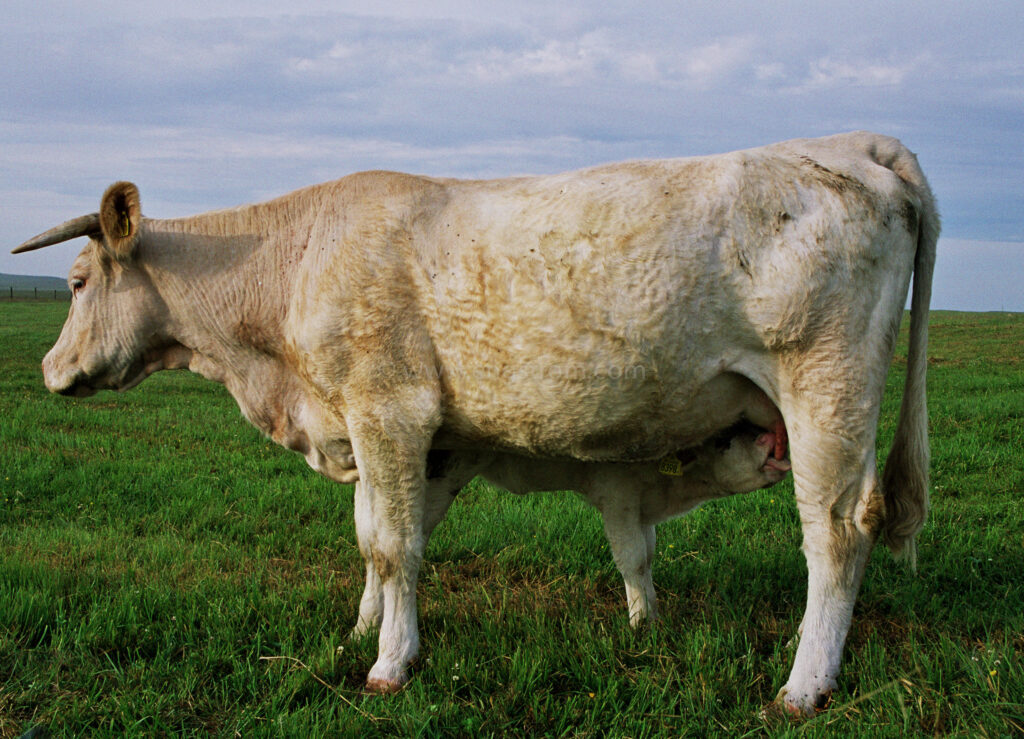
[14,182,171,396]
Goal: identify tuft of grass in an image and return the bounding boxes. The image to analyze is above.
[1,303,1022,737]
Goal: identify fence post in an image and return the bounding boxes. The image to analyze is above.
[34,287,38,299]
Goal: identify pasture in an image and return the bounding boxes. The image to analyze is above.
[1,301,1021,737]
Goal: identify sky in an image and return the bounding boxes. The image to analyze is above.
[2,1,1022,310]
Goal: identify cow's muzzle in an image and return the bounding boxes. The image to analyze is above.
[44,366,97,397]
[42,351,97,397]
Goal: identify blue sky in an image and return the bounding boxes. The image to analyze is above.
[3,0,1022,310]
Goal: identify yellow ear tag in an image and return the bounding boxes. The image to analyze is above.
[120,212,131,238]
[658,453,685,476]
[658,448,697,477]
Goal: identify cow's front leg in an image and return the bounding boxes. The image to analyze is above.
[346,401,439,694]
[351,480,383,639]
[350,483,457,642]
[355,478,426,692]
[350,453,478,641]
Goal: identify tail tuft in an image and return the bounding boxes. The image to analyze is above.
[881,431,928,571]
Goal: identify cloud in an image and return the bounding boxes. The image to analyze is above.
[680,36,756,89]
[795,56,925,91]
[754,62,786,82]
[458,30,667,86]
[460,32,760,90]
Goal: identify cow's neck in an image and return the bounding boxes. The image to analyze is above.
[134,200,357,483]
[139,205,312,424]
[142,203,309,364]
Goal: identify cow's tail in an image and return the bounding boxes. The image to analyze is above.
[876,138,939,570]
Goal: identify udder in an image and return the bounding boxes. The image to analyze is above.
[654,371,789,463]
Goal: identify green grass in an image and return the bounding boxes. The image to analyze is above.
[1,302,1022,737]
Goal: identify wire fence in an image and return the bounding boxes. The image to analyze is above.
[3,286,72,301]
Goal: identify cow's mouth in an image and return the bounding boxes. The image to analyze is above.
[48,358,146,397]
[48,342,187,397]
[55,377,98,398]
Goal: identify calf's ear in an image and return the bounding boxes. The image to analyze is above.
[99,181,142,261]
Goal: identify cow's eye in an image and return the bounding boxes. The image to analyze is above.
[71,278,86,293]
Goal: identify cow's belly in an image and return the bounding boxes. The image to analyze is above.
[435,367,771,461]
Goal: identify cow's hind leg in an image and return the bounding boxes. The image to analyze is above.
[775,390,887,715]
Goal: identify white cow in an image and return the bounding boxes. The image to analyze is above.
[14,131,937,715]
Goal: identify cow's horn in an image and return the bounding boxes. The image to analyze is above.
[12,213,102,254]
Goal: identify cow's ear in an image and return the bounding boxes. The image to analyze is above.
[98,181,142,261]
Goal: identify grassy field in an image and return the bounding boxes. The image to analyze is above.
[1,302,1021,737]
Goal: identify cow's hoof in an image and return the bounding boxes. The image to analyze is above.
[758,699,797,722]
[366,658,411,694]
[348,615,381,641]
[365,676,405,695]
[768,685,833,718]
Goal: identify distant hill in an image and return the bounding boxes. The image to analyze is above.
[0,273,67,289]
[1,273,71,299]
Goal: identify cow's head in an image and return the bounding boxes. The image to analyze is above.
[14,182,173,397]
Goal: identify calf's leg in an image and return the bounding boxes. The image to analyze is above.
[602,504,659,626]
